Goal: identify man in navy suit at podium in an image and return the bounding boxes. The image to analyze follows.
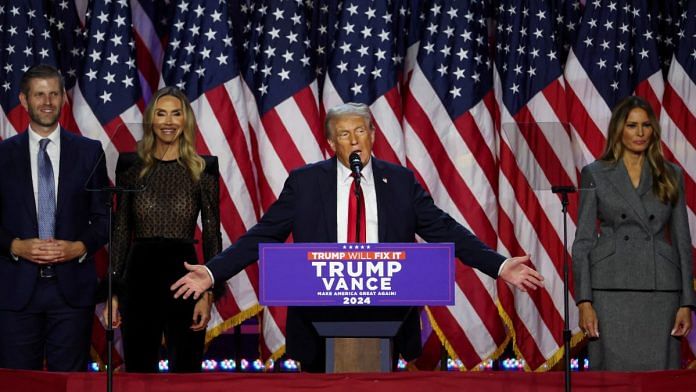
[172,102,543,371]
[0,65,109,371]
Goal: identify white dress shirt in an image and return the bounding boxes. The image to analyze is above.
[28,125,61,211]
[336,158,378,243]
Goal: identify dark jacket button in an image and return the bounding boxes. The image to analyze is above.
[621,214,627,219]
[649,215,655,220]
[624,235,629,241]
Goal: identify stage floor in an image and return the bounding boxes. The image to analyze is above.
[1,368,695,392]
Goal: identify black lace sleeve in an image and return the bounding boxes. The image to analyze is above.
[200,156,221,263]
[110,153,140,296]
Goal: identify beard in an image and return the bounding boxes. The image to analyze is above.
[27,105,60,128]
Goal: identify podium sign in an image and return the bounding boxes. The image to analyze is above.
[259,243,454,306]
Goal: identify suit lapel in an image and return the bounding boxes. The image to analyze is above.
[15,132,38,228]
[607,161,650,231]
[55,130,74,218]
[319,157,338,242]
[372,158,389,242]
[636,159,653,197]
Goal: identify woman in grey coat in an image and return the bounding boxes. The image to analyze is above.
[572,96,694,370]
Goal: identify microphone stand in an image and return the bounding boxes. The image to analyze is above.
[94,186,140,392]
[552,185,576,392]
[105,187,117,392]
[87,174,147,392]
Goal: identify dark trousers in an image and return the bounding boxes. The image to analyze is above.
[0,278,93,371]
[122,240,205,373]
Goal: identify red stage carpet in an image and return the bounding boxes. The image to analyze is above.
[1,369,695,392]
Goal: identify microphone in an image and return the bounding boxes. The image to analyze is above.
[348,152,362,184]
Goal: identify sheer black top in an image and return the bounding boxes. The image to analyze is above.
[111,153,221,290]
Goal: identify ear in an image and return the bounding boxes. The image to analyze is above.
[19,92,28,111]
[327,138,337,152]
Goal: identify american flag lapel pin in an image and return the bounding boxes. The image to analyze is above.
[382,177,388,184]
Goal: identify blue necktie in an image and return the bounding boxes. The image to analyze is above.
[38,138,56,239]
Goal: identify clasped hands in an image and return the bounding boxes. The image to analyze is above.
[10,238,86,264]
[578,302,692,338]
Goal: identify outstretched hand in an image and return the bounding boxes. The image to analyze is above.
[498,255,544,292]
[170,262,213,300]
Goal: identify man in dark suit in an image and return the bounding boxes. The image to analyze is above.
[0,65,109,371]
[172,102,543,370]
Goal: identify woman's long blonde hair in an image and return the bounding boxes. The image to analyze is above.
[138,87,205,181]
[599,95,678,205]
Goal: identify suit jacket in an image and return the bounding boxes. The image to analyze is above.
[572,160,695,307]
[0,129,109,310]
[207,157,506,362]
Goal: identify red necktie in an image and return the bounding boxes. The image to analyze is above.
[347,177,366,243]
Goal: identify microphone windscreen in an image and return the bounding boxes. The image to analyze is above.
[349,152,362,171]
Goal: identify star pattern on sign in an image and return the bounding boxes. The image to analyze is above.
[495,0,563,115]
[162,0,238,101]
[328,1,402,102]
[0,0,57,111]
[241,0,316,114]
[344,244,370,250]
[417,0,493,118]
[572,0,662,108]
[79,0,140,124]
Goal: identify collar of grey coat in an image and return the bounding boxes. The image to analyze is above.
[606,159,653,231]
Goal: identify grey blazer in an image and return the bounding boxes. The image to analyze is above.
[572,160,694,307]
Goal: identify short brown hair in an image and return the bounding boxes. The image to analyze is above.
[20,64,65,95]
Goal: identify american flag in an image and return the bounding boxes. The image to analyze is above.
[494,0,582,371]
[71,0,144,175]
[323,0,406,165]
[659,0,696,365]
[130,0,170,101]
[402,0,508,369]
[3,0,696,370]
[238,0,326,360]
[0,0,60,138]
[565,0,664,167]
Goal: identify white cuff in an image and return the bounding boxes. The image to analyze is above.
[205,266,215,287]
[497,258,510,277]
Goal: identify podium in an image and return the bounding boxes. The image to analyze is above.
[259,243,454,373]
[311,307,413,372]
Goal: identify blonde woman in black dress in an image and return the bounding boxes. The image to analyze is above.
[105,87,221,372]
